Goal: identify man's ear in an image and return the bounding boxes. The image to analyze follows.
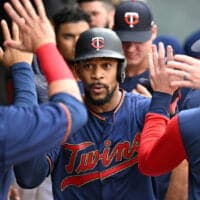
[151,24,158,41]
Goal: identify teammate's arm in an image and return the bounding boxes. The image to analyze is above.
[138,112,187,176]
[0,0,87,168]
[14,147,60,188]
[138,43,187,176]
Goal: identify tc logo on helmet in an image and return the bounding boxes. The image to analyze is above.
[124,12,139,28]
[91,37,105,51]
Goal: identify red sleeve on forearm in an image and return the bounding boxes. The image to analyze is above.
[138,113,187,176]
[36,43,74,83]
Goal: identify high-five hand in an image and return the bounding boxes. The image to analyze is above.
[149,42,178,95]
[3,0,55,52]
[0,20,33,67]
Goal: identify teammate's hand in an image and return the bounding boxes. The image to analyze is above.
[132,83,152,98]
[3,0,56,52]
[149,42,178,95]
[167,55,200,89]
[7,185,21,200]
[0,20,33,68]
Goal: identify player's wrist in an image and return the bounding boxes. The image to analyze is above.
[36,43,74,84]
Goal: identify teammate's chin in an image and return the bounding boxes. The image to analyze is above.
[85,86,116,106]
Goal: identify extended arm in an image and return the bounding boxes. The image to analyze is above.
[14,146,60,188]
[0,0,87,169]
[138,43,187,176]
[138,103,187,176]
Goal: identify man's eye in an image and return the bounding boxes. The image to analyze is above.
[103,63,112,69]
[83,64,93,69]
[63,35,73,40]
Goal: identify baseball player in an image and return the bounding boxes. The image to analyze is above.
[12,6,91,200]
[138,52,200,200]
[13,28,177,199]
[0,0,87,199]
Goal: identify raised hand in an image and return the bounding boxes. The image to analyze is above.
[3,0,55,52]
[149,42,178,95]
[0,20,33,68]
[167,55,200,89]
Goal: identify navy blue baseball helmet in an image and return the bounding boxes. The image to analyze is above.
[75,27,127,83]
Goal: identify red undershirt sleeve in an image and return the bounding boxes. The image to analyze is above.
[138,113,187,176]
[36,43,74,83]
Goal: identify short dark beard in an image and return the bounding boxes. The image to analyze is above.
[84,83,117,106]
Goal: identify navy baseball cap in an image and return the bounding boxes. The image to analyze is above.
[184,29,200,58]
[113,0,154,42]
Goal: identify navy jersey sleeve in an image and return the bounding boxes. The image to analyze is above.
[0,93,87,171]
[14,154,49,188]
[11,62,37,107]
[14,146,61,188]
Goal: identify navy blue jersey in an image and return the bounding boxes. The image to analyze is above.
[13,91,171,200]
[42,91,170,200]
[49,91,152,200]
[179,88,200,110]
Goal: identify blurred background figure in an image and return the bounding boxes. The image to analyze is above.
[77,0,115,28]
[113,0,157,93]
[53,6,90,65]
[183,29,200,59]
[52,5,90,93]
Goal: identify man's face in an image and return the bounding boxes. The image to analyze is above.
[77,58,118,106]
[122,39,153,67]
[79,1,113,28]
[121,26,157,68]
[56,21,89,62]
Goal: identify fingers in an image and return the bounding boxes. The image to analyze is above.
[148,51,155,79]
[34,0,47,19]
[152,44,158,71]
[170,80,193,89]
[21,0,37,19]
[136,84,152,98]
[174,54,198,65]
[1,20,11,41]
[167,60,191,73]
[166,68,190,80]
[166,45,174,61]
[0,47,3,61]
[11,0,34,24]
[158,42,165,69]
[1,19,22,50]
[12,22,20,41]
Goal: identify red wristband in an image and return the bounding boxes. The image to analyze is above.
[36,43,74,83]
